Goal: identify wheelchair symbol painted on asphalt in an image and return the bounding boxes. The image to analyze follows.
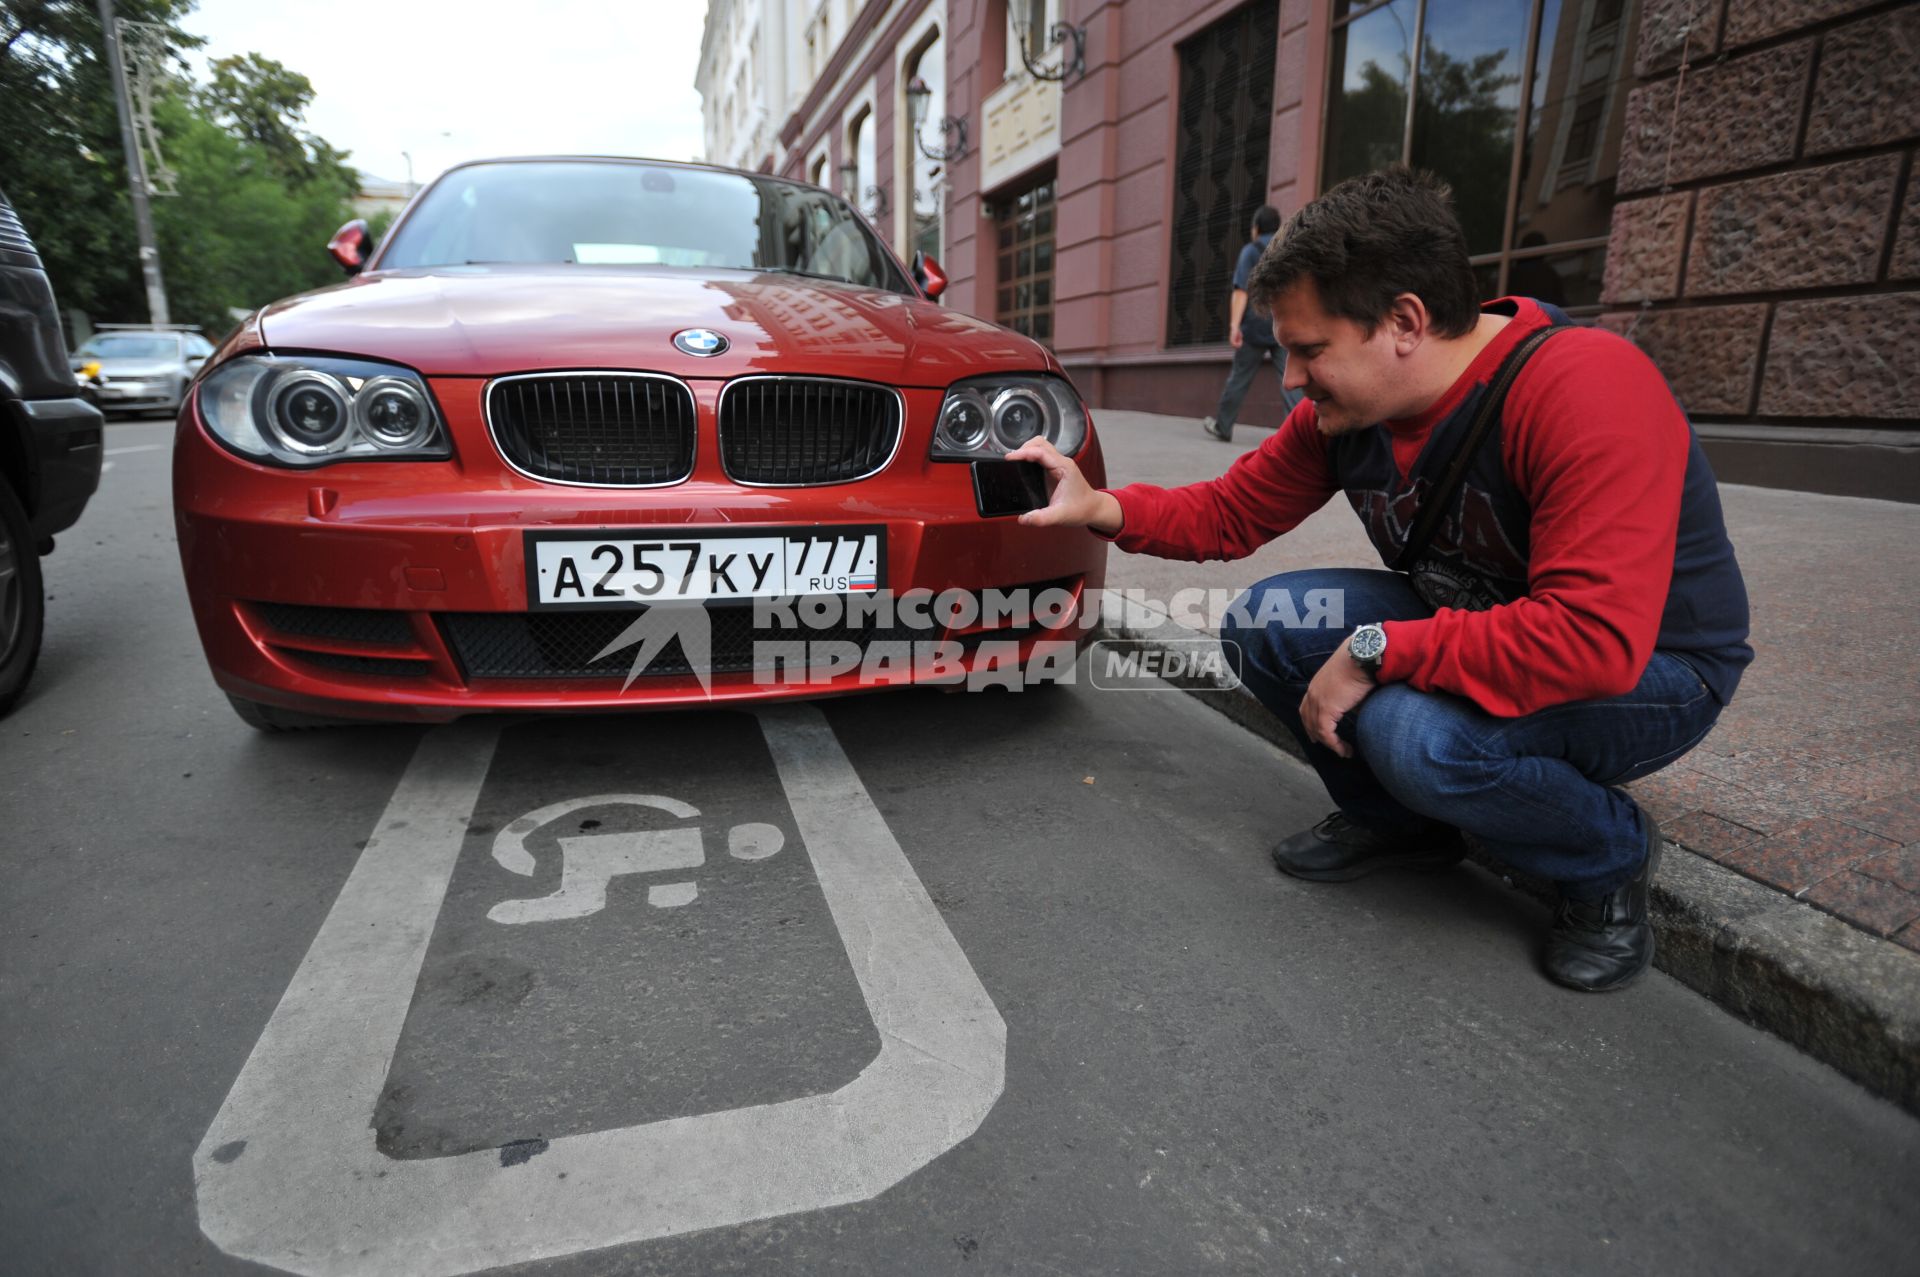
[192,704,1006,1277]
[484,793,787,920]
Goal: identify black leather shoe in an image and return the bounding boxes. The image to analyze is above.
[1544,815,1663,992]
[1271,812,1467,882]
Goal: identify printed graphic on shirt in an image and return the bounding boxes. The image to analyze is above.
[1346,477,1529,613]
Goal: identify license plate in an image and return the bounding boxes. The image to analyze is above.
[526,526,886,609]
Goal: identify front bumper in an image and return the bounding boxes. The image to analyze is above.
[174,377,1109,720]
[91,377,181,411]
[7,394,104,539]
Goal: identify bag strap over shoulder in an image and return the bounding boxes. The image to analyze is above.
[1389,323,1565,575]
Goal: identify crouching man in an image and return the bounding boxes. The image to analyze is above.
[1009,167,1751,992]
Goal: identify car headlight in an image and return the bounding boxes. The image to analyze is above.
[196,355,451,466]
[931,374,1087,460]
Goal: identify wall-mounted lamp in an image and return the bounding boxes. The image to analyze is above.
[839,161,891,218]
[906,76,968,162]
[1012,13,1087,83]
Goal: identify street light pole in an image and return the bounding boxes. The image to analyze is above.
[97,0,169,326]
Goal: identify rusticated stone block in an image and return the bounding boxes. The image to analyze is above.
[1724,0,1878,48]
[1597,303,1766,414]
[1635,0,1721,77]
[1806,7,1920,155]
[1759,293,1920,418]
[1617,41,1814,194]
[1685,156,1899,296]
[1603,193,1692,304]
[1891,184,1920,282]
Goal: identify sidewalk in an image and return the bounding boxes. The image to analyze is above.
[1087,408,1920,1111]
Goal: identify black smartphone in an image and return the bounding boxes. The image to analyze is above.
[971,459,1052,518]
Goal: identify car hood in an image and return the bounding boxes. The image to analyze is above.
[254,265,1052,385]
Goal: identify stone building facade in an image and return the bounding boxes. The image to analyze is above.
[699,0,1918,500]
[1600,0,1919,498]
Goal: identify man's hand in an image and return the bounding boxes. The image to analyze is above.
[1005,437,1124,533]
[1300,639,1377,759]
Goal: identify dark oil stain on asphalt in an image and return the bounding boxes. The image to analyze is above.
[499,1137,550,1167]
[211,1140,247,1164]
[433,955,536,1009]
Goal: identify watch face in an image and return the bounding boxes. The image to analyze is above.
[1351,625,1386,663]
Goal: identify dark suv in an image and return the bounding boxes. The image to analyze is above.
[0,187,104,714]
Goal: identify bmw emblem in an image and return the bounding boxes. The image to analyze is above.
[673,328,728,357]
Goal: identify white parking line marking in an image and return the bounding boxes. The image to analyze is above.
[647,881,699,908]
[194,705,1005,1276]
[105,443,166,455]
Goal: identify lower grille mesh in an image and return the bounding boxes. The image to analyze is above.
[288,650,432,678]
[439,605,927,680]
[253,602,414,646]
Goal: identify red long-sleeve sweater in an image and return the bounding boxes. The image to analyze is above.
[1102,302,1692,717]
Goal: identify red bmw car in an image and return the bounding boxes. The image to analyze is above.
[173,156,1107,728]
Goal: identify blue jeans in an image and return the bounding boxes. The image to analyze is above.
[1220,569,1723,899]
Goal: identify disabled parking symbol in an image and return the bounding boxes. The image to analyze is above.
[484,793,786,920]
[192,703,1006,1277]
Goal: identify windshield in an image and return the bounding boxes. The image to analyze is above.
[378,161,912,293]
[80,334,180,360]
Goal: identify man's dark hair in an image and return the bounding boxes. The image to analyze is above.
[1245,166,1479,339]
[1252,204,1281,235]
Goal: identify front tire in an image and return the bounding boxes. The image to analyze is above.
[0,477,46,717]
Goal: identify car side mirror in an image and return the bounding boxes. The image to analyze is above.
[327,219,371,275]
[911,250,948,300]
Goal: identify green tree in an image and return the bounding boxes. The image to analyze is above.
[199,51,354,194]
[149,94,361,332]
[0,0,201,326]
[1,3,363,335]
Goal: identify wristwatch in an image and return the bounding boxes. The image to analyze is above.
[1348,623,1387,677]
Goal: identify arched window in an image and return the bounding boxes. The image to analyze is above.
[903,30,945,263]
[846,105,876,214]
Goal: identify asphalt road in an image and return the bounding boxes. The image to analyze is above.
[3,418,1916,1276]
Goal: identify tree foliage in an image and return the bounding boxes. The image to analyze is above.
[0,1,360,337]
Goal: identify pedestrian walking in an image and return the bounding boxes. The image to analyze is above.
[1200,204,1301,443]
[1009,167,1751,993]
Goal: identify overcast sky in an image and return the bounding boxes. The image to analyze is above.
[177,0,711,188]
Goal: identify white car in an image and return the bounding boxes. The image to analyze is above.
[71,328,214,416]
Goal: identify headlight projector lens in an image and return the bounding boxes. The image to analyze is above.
[268,372,352,454]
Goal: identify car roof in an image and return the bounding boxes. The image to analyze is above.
[436,155,827,197]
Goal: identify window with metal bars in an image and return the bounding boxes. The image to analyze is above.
[1165,0,1279,348]
[995,176,1056,345]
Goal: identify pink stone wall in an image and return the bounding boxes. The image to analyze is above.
[1603,0,1920,497]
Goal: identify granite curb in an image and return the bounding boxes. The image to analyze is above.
[1094,612,1920,1116]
